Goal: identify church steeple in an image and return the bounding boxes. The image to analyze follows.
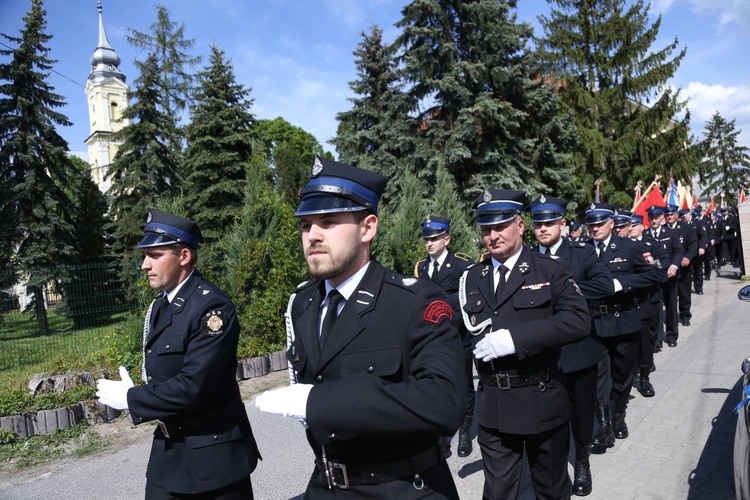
[88,0,125,83]
[85,0,129,194]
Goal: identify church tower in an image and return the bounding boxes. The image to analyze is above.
[84,1,129,194]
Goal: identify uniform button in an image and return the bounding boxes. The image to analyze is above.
[165,344,170,350]
[367,366,374,374]
[530,301,535,305]
[493,311,498,316]
[213,435,218,440]
[147,376,152,382]
[147,349,152,355]
[525,350,530,356]
[315,375,323,383]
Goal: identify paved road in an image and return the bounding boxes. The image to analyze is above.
[0,266,746,499]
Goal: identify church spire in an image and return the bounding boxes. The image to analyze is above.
[88,0,125,83]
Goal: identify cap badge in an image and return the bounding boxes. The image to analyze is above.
[146,210,153,223]
[540,194,547,203]
[590,203,596,210]
[483,189,492,203]
[311,155,324,178]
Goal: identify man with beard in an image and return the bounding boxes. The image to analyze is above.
[414,215,475,459]
[529,195,613,496]
[256,156,466,499]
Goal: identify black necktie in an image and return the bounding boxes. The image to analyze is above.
[320,290,343,349]
[432,261,440,282]
[495,264,508,298]
[598,241,605,256]
[152,294,169,329]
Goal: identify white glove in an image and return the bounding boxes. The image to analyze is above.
[255,384,313,419]
[474,329,515,362]
[96,366,134,410]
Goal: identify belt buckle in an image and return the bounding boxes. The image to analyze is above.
[495,373,511,390]
[157,420,170,439]
[327,461,350,490]
[599,304,608,314]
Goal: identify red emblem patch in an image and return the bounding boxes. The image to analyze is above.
[424,300,453,324]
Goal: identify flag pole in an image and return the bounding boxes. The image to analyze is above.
[632,175,662,211]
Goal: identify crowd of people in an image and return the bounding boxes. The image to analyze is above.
[96,154,743,499]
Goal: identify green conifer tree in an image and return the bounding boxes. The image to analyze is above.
[0,0,78,333]
[108,53,181,268]
[394,0,577,204]
[697,112,750,205]
[183,44,255,245]
[535,0,692,209]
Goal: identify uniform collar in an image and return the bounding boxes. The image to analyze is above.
[165,268,196,303]
[324,261,370,303]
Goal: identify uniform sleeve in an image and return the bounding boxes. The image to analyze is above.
[508,259,591,360]
[574,248,615,300]
[127,294,240,424]
[305,285,466,442]
[670,230,684,267]
[614,241,663,292]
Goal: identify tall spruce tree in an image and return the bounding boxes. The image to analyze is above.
[697,112,750,205]
[126,5,200,151]
[535,0,692,209]
[0,0,78,334]
[393,0,577,204]
[108,53,180,266]
[333,24,413,190]
[183,44,255,244]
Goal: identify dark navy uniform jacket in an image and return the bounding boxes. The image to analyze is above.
[128,270,260,494]
[646,225,684,281]
[414,250,474,332]
[459,245,590,435]
[287,260,465,493]
[588,236,662,337]
[672,221,697,261]
[546,239,613,373]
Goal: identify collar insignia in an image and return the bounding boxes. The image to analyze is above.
[402,277,417,286]
[518,262,530,274]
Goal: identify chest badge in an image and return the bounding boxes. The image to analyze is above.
[205,311,224,336]
[518,261,530,274]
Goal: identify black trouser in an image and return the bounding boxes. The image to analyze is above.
[478,423,571,500]
[693,255,704,292]
[146,476,253,500]
[564,364,597,451]
[677,265,693,322]
[661,279,679,342]
[638,298,657,372]
[704,245,715,277]
[597,333,638,404]
[463,333,476,420]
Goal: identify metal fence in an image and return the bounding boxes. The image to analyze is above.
[0,262,138,374]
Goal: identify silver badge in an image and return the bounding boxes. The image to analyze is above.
[146,210,153,223]
[402,277,417,286]
[540,194,547,203]
[610,243,616,250]
[518,262,530,274]
[481,265,490,277]
[483,189,493,203]
[311,155,324,177]
[590,203,596,210]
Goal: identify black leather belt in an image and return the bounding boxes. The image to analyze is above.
[316,444,442,490]
[157,400,236,438]
[588,298,637,315]
[479,370,551,390]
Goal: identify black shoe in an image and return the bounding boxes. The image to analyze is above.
[592,405,614,447]
[667,339,677,347]
[639,376,655,397]
[696,291,704,295]
[705,275,710,281]
[612,411,628,439]
[457,429,472,457]
[650,361,656,373]
[652,343,662,353]
[573,461,593,496]
[681,320,690,326]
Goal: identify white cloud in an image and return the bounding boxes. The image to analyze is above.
[684,82,750,145]
[656,0,750,31]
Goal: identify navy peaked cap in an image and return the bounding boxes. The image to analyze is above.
[473,189,525,226]
[529,194,568,222]
[584,203,615,225]
[138,209,203,249]
[422,215,451,238]
[295,155,388,216]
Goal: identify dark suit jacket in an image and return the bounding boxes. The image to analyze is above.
[459,245,590,434]
[589,236,662,337]
[287,260,465,496]
[544,240,613,373]
[128,270,259,494]
[647,225,684,278]
[672,222,697,261]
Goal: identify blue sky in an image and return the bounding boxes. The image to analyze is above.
[1,0,749,161]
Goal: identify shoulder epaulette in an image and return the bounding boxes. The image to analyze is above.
[454,252,472,262]
[294,279,317,292]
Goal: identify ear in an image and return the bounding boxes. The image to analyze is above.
[178,246,192,267]
[360,214,378,244]
[517,217,525,234]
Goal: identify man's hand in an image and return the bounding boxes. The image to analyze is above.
[681,257,691,267]
[96,366,134,410]
[667,264,678,278]
[698,248,705,256]
[255,384,313,419]
[474,329,515,362]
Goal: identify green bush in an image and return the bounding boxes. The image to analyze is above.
[0,385,96,417]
